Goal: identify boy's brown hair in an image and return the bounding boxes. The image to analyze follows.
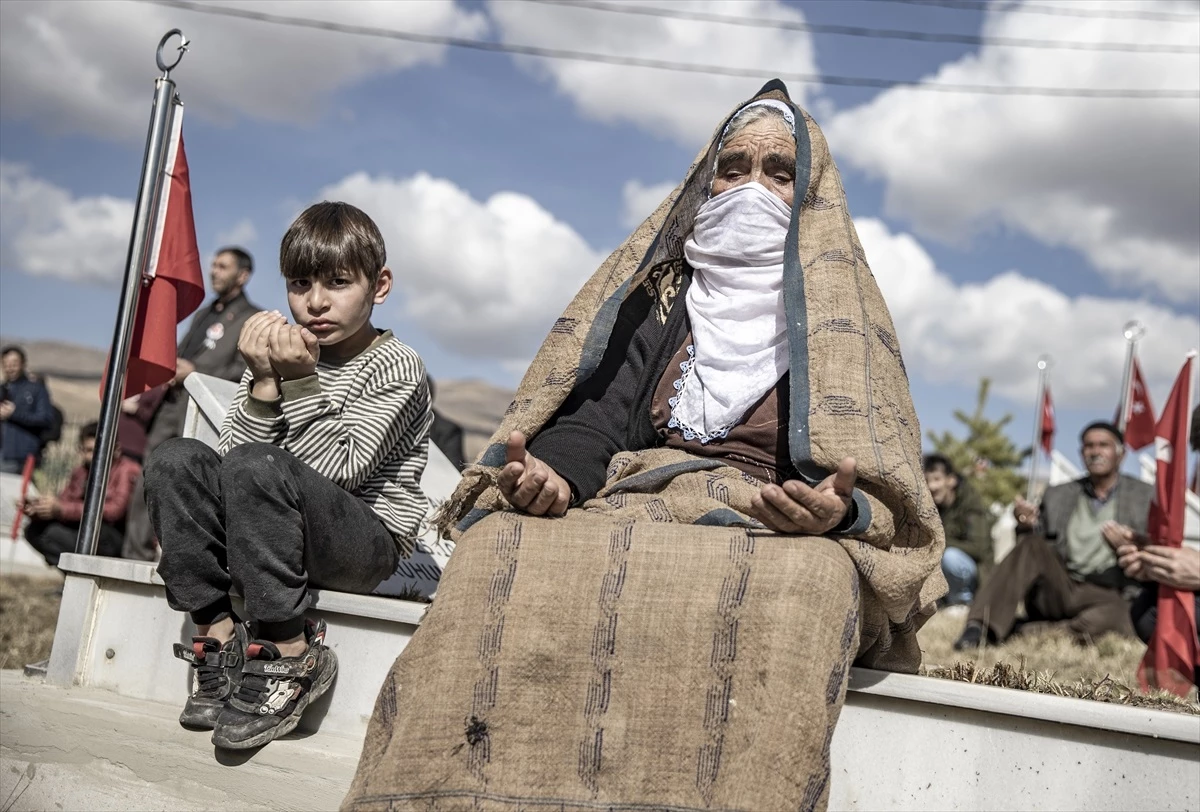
[280,201,386,286]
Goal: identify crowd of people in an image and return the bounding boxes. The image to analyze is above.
[4,81,1196,807]
[926,421,1200,687]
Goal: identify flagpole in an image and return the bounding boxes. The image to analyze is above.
[1026,355,1051,502]
[1116,320,1145,432]
[76,31,189,557]
[1189,348,1198,454]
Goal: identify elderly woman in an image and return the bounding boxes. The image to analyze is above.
[344,81,944,812]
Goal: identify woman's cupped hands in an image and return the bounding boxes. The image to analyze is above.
[750,458,857,535]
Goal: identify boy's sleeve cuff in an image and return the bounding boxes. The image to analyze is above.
[242,394,283,419]
[280,375,322,402]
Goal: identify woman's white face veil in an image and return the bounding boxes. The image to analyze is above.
[672,101,798,442]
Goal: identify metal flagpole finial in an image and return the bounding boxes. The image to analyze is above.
[156,29,189,77]
[1122,320,1146,342]
[1036,354,1052,371]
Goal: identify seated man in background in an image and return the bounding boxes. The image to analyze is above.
[23,421,141,566]
[955,421,1152,649]
[924,453,993,606]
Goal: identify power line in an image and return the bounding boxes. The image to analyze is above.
[859,0,1200,23]
[143,0,1200,100]
[527,0,1199,54]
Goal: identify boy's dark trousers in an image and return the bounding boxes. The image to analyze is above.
[145,438,399,639]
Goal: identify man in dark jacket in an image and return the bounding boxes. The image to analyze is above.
[142,247,261,453]
[924,454,993,605]
[121,247,261,560]
[0,345,54,474]
[955,421,1154,649]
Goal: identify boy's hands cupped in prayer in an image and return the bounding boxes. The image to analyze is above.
[750,457,857,535]
[238,311,288,381]
[498,431,571,517]
[268,323,321,380]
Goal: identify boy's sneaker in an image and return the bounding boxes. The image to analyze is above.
[211,618,337,750]
[173,623,247,730]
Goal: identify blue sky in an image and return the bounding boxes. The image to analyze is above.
[1,0,1197,471]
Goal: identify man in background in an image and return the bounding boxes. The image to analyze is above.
[955,421,1153,649]
[0,345,55,474]
[24,421,140,567]
[122,247,261,560]
[924,453,993,606]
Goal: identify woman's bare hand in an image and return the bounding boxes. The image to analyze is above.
[497,431,571,517]
[749,457,856,534]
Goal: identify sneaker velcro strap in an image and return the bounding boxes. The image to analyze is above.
[213,650,241,668]
[243,653,316,679]
[172,643,240,668]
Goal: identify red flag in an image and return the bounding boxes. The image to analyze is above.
[1039,385,1055,455]
[1138,353,1199,697]
[108,103,206,399]
[1120,357,1157,451]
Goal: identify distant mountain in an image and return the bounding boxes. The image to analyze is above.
[0,336,111,380]
[1,337,514,458]
[432,379,515,462]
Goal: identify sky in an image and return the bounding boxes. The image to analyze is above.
[1,0,1198,472]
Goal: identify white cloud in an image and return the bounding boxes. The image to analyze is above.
[318,172,606,365]
[487,0,817,147]
[858,217,1200,409]
[827,0,1200,303]
[0,162,133,284]
[620,179,677,228]
[213,218,258,251]
[0,0,487,140]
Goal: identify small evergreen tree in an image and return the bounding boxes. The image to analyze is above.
[927,378,1027,507]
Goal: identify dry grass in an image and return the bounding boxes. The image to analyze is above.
[919,607,1199,714]
[0,573,63,670]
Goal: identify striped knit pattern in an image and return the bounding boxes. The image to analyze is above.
[219,330,433,556]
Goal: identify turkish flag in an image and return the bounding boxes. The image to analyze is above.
[108,102,206,399]
[1039,385,1055,455]
[1120,357,1157,451]
[1137,354,1199,697]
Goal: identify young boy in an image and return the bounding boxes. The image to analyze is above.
[145,201,432,750]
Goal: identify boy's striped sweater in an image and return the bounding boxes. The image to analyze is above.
[219,330,432,556]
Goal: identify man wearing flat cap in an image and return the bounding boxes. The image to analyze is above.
[955,421,1153,649]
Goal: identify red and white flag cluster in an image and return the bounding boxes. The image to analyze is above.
[1137,353,1199,697]
[1116,357,1156,451]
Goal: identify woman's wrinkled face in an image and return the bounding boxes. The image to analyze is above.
[710,117,797,206]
